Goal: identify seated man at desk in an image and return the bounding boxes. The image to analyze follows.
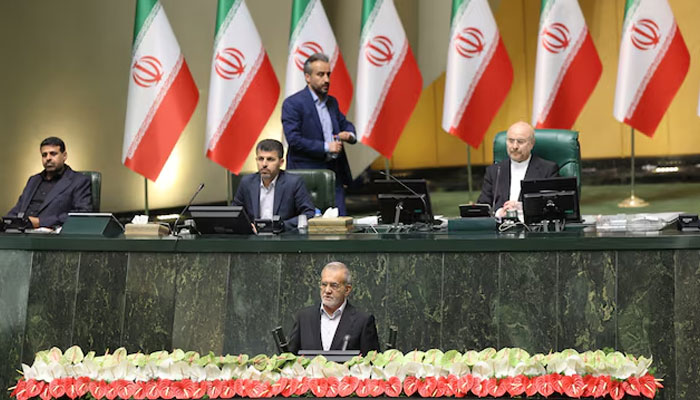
[288,261,380,355]
[5,137,92,229]
[233,139,315,232]
[477,121,558,218]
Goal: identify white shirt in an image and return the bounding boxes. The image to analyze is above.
[320,299,347,351]
[259,175,278,219]
[309,87,334,152]
[509,156,531,202]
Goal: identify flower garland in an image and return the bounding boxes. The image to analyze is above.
[10,347,663,400]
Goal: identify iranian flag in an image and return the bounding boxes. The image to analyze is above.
[355,0,422,159]
[285,0,352,114]
[123,0,199,181]
[442,0,513,147]
[532,0,602,129]
[205,0,280,174]
[613,0,689,137]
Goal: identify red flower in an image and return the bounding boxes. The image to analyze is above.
[524,376,538,397]
[294,377,309,396]
[48,379,66,399]
[310,378,329,397]
[192,381,208,399]
[609,380,625,400]
[172,379,196,399]
[10,379,26,400]
[39,384,51,400]
[488,378,507,397]
[550,373,564,394]
[418,377,437,397]
[562,375,585,398]
[89,380,108,399]
[534,375,555,398]
[639,374,659,398]
[594,375,612,398]
[383,377,402,397]
[21,379,44,400]
[280,378,300,398]
[442,375,458,397]
[219,380,236,399]
[582,375,597,397]
[338,376,359,397]
[355,379,370,398]
[457,374,474,395]
[141,381,159,400]
[325,377,340,398]
[132,381,146,400]
[112,379,138,400]
[403,376,419,397]
[246,380,272,398]
[234,378,249,398]
[270,377,287,397]
[507,375,528,397]
[75,377,91,398]
[368,379,385,397]
[623,376,641,396]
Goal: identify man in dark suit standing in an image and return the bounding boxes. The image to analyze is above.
[233,139,315,232]
[478,121,559,218]
[281,53,356,216]
[288,261,380,356]
[5,137,92,229]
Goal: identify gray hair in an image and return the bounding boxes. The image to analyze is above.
[303,53,330,75]
[322,261,352,285]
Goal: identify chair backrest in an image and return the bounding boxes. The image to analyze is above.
[493,129,581,189]
[78,170,101,212]
[287,169,336,211]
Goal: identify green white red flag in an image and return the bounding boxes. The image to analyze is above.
[532,0,601,129]
[122,0,199,181]
[613,0,689,137]
[355,0,422,159]
[442,0,512,147]
[205,0,280,174]
[285,0,352,114]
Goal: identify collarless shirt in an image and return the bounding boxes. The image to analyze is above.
[309,87,334,152]
[26,167,66,217]
[509,156,531,202]
[259,174,279,219]
[320,299,347,351]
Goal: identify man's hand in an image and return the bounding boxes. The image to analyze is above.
[28,216,39,228]
[328,140,343,153]
[502,200,522,211]
[337,131,354,142]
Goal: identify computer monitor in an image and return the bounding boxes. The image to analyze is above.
[374,179,434,224]
[521,176,580,225]
[189,205,254,235]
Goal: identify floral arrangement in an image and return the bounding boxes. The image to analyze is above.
[10,346,662,399]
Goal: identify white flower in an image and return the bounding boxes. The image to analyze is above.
[348,363,371,379]
[204,364,223,380]
[21,364,35,380]
[471,361,494,380]
[448,361,470,378]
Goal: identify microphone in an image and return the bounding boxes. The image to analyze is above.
[378,171,431,224]
[341,334,351,351]
[271,326,290,353]
[386,325,398,350]
[172,183,205,235]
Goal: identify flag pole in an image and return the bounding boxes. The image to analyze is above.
[226,170,233,205]
[143,177,150,216]
[466,145,474,201]
[618,127,648,208]
[384,158,390,178]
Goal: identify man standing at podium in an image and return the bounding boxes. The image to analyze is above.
[281,53,356,215]
[288,261,380,355]
[477,121,558,218]
[5,137,91,229]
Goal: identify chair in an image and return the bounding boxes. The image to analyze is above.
[78,171,101,212]
[231,169,336,212]
[287,169,336,211]
[493,129,581,191]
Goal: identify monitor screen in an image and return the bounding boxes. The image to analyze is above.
[521,176,580,224]
[374,179,433,224]
[189,205,254,235]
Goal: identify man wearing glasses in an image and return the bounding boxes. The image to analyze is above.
[287,261,380,355]
[477,121,558,218]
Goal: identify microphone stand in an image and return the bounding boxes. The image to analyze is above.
[379,171,431,231]
[171,183,205,237]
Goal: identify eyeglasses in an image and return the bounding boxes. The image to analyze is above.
[319,282,346,291]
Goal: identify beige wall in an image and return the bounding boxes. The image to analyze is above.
[2,0,700,214]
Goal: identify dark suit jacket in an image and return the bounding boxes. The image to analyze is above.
[6,166,92,227]
[281,88,356,186]
[287,302,380,356]
[477,155,559,211]
[232,170,315,231]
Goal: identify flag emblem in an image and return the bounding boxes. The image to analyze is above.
[541,23,570,54]
[631,19,660,50]
[365,35,394,67]
[455,27,484,59]
[214,48,246,80]
[293,41,324,71]
[132,56,163,88]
